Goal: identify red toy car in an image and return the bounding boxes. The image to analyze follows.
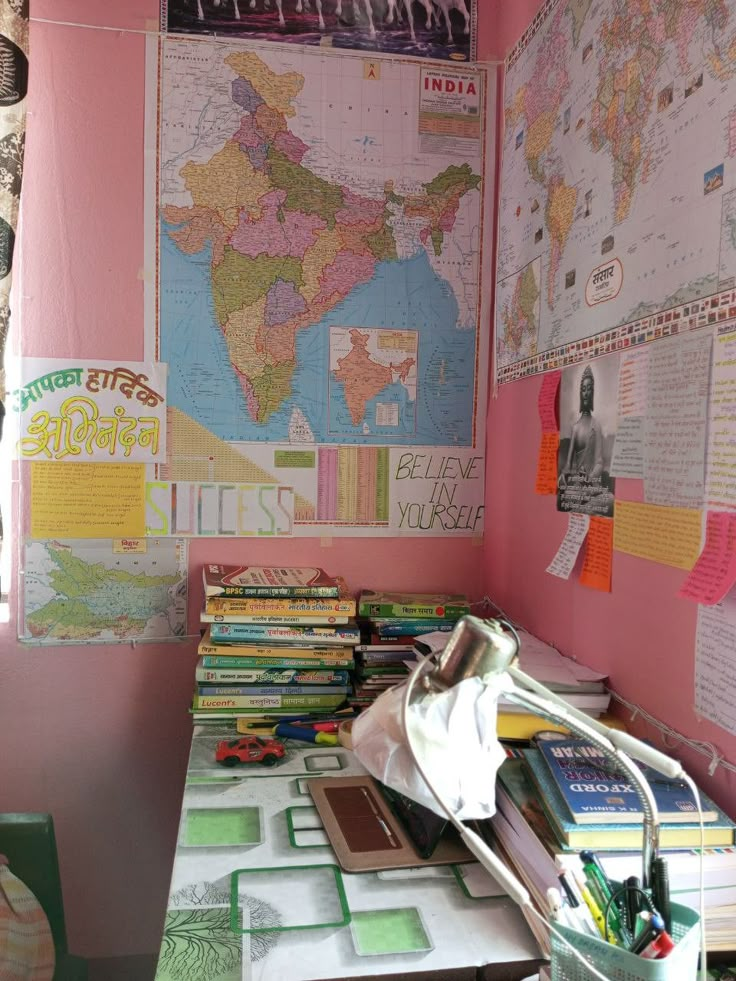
[215,735,285,767]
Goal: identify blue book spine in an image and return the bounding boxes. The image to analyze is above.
[196,684,350,696]
[209,623,360,644]
[374,619,457,637]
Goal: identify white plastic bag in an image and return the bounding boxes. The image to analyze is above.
[352,672,511,820]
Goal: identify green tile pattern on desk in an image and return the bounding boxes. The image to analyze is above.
[350,907,432,956]
[286,805,330,848]
[155,906,243,980]
[230,864,350,932]
[183,807,261,847]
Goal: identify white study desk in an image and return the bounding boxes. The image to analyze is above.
[154,725,545,981]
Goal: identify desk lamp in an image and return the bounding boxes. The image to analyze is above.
[352,615,707,981]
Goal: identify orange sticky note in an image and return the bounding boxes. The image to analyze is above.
[580,516,614,592]
[536,432,560,495]
[678,511,736,605]
[538,370,561,433]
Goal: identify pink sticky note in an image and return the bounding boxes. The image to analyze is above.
[538,371,561,433]
[678,512,736,605]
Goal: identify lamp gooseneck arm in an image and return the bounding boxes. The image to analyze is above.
[502,680,659,888]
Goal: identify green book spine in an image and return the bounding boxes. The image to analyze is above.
[194,693,347,710]
[200,655,354,669]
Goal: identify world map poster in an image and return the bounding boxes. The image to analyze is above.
[147,38,493,537]
[496,0,736,385]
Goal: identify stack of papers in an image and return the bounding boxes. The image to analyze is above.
[414,627,610,717]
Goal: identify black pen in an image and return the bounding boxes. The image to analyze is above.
[651,857,672,933]
[624,875,641,934]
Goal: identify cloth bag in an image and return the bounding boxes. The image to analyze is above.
[0,855,55,981]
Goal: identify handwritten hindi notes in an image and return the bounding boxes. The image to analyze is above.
[611,348,649,478]
[580,516,614,592]
[706,326,736,510]
[695,590,736,737]
[31,463,146,538]
[678,511,736,605]
[535,433,559,495]
[546,513,590,579]
[12,358,167,463]
[613,501,702,570]
[538,371,560,433]
[644,334,710,508]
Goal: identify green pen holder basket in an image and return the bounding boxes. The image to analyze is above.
[550,895,700,981]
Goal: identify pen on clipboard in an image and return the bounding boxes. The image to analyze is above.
[360,786,399,848]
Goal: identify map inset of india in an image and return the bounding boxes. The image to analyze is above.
[158,39,487,448]
[496,0,736,380]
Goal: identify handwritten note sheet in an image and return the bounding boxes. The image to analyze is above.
[611,348,649,478]
[31,463,146,538]
[706,326,736,510]
[536,432,559,495]
[613,500,702,570]
[695,590,736,737]
[580,515,614,592]
[546,513,590,579]
[538,371,561,433]
[644,334,710,508]
[678,511,736,605]
[13,358,167,463]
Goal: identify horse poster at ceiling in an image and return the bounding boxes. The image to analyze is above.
[160,0,477,62]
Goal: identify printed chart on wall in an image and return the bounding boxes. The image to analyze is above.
[146,37,493,536]
[20,539,188,645]
[496,0,736,384]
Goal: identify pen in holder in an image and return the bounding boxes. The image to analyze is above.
[549,881,700,981]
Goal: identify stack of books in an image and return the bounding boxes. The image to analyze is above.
[351,590,470,710]
[488,740,736,950]
[193,565,359,724]
[349,643,418,710]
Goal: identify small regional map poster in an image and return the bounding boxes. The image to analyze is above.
[496,0,736,384]
[148,38,493,536]
[20,539,188,644]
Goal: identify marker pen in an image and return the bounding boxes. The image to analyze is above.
[630,912,665,955]
[557,870,580,907]
[639,930,674,960]
[577,880,614,942]
[625,875,641,933]
[581,859,630,945]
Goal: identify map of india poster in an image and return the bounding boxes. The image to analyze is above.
[147,37,493,537]
[496,0,736,384]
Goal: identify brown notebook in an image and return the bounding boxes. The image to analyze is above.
[307,775,471,872]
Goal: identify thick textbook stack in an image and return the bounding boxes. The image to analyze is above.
[503,749,736,851]
[192,565,357,723]
[349,645,418,710]
[356,589,469,645]
[536,738,720,825]
[491,754,736,952]
[351,590,468,710]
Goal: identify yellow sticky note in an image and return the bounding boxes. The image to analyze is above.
[613,500,702,570]
[31,463,146,538]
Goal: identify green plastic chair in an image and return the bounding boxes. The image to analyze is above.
[0,813,88,981]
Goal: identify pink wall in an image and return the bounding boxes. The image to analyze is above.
[0,0,502,959]
[1,0,734,962]
[482,0,736,819]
